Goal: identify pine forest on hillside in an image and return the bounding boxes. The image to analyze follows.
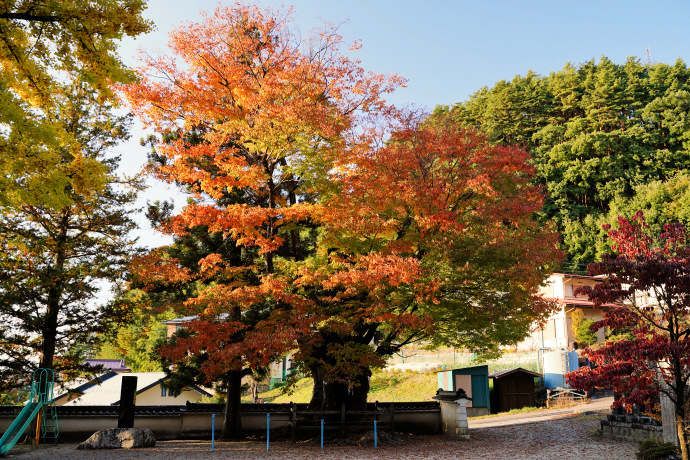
[434,57,690,267]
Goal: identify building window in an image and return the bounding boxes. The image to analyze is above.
[161,386,167,397]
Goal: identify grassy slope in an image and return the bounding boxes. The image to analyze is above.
[255,360,539,404]
[258,371,439,404]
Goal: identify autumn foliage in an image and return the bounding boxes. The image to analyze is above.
[567,211,690,458]
[0,85,141,389]
[287,116,561,409]
[122,2,561,433]
[121,2,402,437]
[0,0,152,208]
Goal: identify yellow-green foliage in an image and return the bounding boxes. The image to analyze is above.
[0,0,152,209]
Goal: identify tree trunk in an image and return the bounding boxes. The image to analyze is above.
[678,412,688,460]
[39,298,60,369]
[40,211,69,370]
[319,368,371,411]
[349,369,371,412]
[308,364,326,411]
[323,380,349,411]
[221,370,243,440]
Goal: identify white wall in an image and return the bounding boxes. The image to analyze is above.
[137,385,206,405]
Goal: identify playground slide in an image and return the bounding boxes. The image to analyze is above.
[0,401,44,455]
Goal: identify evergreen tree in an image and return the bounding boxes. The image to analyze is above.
[0,82,141,389]
[561,173,690,264]
[435,57,690,263]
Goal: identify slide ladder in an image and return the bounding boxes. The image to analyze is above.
[0,368,58,455]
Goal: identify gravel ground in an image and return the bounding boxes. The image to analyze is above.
[9,413,637,459]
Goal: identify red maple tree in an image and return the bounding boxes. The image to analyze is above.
[567,211,690,459]
[291,115,561,410]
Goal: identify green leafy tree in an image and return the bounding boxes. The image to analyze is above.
[435,57,690,264]
[570,309,597,347]
[563,173,690,264]
[97,296,175,372]
[0,82,141,389]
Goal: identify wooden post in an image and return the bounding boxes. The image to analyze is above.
[340,403,346,438]
[390,403,395,434]
[290,402,296,443]
[118,376,137,428]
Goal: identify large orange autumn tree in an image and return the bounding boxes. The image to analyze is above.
[121,3,401,438]
[122,2,561,434]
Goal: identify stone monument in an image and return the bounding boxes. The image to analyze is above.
[433,388,472,440]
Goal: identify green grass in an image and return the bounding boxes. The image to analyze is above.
[258,377,313,403]
[255,371,439,403]
[252,359,541,405]
[368,371,439,402]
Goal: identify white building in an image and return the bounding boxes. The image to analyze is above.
[54,372,212,406]
[518,273,611,351]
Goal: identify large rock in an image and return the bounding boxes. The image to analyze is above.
[77,428,156,450]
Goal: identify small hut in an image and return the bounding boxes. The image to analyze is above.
[437,365,490,416]
[489,368,542,413]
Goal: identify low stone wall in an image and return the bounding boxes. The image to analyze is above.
[392,408,440,435]
[466,407,489,418]
[600,412,662,443]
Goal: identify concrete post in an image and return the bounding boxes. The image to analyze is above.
[454,397,470,440]
[658,363,679,446]
[660,386,679,445]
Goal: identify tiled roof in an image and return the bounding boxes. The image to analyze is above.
[56,405,183,416]
[551,273,607,280]
[84,359,132,372]
[544,297,619,308]
[160,315,199,324]
[161,313,229,325]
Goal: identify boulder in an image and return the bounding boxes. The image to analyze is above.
[77,428,156,450]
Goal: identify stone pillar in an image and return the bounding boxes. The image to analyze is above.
[118,376,138,429]
[454,397,470,440]
[660,386,678,445]
[658,364,679,446]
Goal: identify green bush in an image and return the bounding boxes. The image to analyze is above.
[636,439,680,460]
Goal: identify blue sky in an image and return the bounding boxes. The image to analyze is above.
[115,0,690,247]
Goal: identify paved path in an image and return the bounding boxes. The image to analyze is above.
[469,396,614,429]
[10,400,636,460]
